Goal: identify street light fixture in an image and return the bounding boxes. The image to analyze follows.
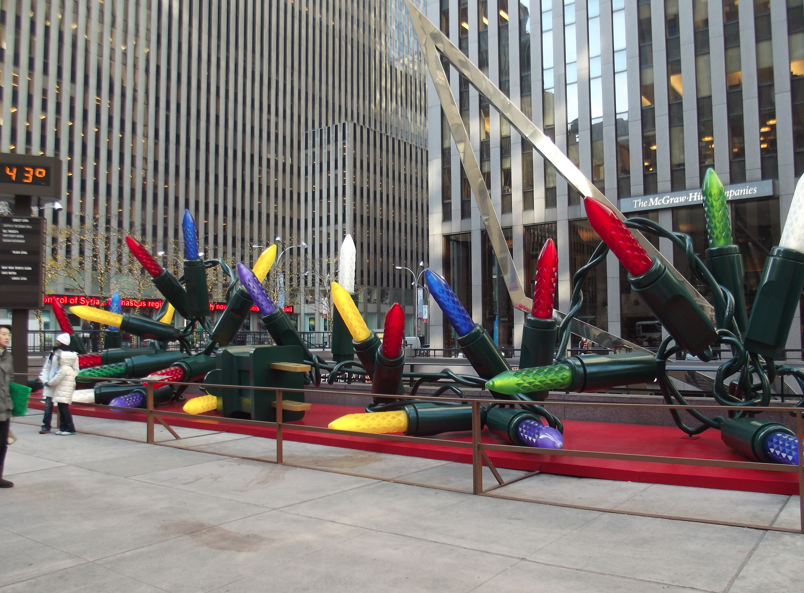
[394,260,427,342]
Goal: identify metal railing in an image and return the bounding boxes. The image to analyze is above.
[21,375,804,534]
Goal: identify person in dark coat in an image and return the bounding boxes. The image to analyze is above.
[0,324,14,488]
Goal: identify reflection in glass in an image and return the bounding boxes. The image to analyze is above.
[443,233,473,353]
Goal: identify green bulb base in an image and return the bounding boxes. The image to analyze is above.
[371,350,405,399]
[485,406,543,446]
[353,332,382,379]
[705,244,748,333]
[103,330,122,349]
[519,316,557,401]
[124,351,188,377]
[331,293,357,362]
[565,352,659,392]
[183,259,210,320]
[744,246,804,360]
[629,258,717,358]
[719,417,794,463]
[174,353,217,382]
[261,309,315,362]
[457,324,511,381]
[403,403,481,436]
[101,344,160,365]
[120,315,183,342]
[211,288,254,346]
[69,334,87,355]
[153,271,192,320]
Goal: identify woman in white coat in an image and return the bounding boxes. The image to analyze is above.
[44,337,80,435]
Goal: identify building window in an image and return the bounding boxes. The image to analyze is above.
[442,110,452,222]
[542,0,557,208]
[501,117,512,213]
[460,0,469,55]
[755,0,777,180]
[612,0,629,197]
[565,0,581,205]
[694,0,714,183]
[443,233,473,354]
[732,198,781,313]
[639,0,657,194]
[569,219,608,330]
[789,0,804,175]
[479,0,489,75]
[520,1,532,120]
[460,164,472,219]
[672,205,712,302]
[522,139,534,210]
[666,0,684,190]
[499,0,510,97]
[589,0,604,193]
[481,228,514,351]
[724,0,745,182]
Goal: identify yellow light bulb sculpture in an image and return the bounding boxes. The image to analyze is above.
[328,410,409,434]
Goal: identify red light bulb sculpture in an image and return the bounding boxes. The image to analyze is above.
[51,298,86,354]
[584,197,718,359]
[369,303,407,402]
[519,239,558,400]
[126,236,192,320]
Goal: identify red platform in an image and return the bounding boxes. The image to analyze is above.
[28,396,800,495]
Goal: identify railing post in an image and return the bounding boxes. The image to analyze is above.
[146,381,155,444]
[472,400,482,495]
[797,410,803,534]
[276,390,283,464]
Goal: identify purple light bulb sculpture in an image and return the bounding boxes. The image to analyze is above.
[236,262,277,316]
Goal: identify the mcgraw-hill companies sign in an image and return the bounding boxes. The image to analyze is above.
[620,180,775,213]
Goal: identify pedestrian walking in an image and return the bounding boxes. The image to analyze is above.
[43,334,80,436]
[0,324,15,487]
[38,333,72,434]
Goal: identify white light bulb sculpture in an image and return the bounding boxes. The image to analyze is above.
[339,235,356,294]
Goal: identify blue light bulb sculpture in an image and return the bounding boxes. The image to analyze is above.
[236,262,277,316]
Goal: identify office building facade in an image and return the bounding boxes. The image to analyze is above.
[0,0,428,332]
[426,0,804,356]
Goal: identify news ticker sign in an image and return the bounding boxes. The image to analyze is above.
[619,180,775,213]
[44,295,296,315]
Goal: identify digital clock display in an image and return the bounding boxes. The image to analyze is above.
[0,164,51,186]
[0,154,61,198]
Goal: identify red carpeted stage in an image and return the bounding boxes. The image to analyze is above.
[29,396,799,495]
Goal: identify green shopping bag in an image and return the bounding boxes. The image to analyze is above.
[9,382,32,417]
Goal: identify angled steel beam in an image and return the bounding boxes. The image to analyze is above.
[405,0,713,319]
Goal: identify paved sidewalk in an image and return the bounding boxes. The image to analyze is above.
[1,412,802,592]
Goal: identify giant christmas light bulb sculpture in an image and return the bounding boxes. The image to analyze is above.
[486,352,658,395]
[104,291,122,348]
[51,298,86,354]
[485,406,565,449]
[211,245,278,345]
[331,281,380,378]
[425,268,512,383]
[701,168,748,332]
[237,263,316,365]
[370,303,406,399]
[743,174,804,359]
[519,239,558,400]
[181,210,210,319]
[126,236,191,319]
[332,235,358,363]
[71,305,183,342]
[158,304,175,325]
[328,404,478,437]
[108,292,122,330]
[109,391,146,411]
[584,196,717,357]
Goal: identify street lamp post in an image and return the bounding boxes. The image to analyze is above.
[394,260,426,344]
